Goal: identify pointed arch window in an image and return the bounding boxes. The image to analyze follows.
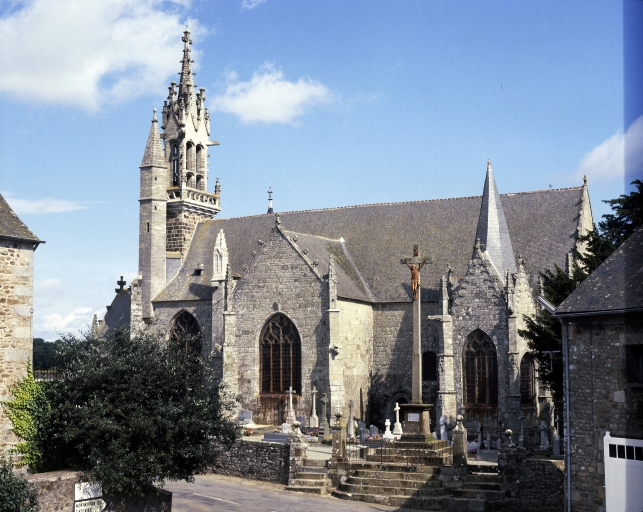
[260,314,302,394]
[463,330,498,407]
[171,145,180,186]
[520,354,536,405]
[186,142,195,176]
[170,310,202,353]
[422,351,437,381]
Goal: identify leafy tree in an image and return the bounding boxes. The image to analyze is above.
[520,180,643,408]
[0,457,39,512]
[28,328,240,495]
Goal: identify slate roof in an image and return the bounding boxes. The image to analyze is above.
[556,226,643,315]
[0,193,41,243]
[155,186,584,304]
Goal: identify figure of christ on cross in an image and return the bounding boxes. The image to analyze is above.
[401,244,427,300]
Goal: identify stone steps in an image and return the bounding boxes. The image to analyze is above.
[294,471,326,480]
[452,487,507,501]
[353,469,441,480]
[333,490,486,511]
[347,476,442,488]
[341,482,447,497]
[286,460,332,495]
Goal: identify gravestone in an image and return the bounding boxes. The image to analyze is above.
[310,386,319,428]
[451,415,467,467]
[392,402,403,437]
[439,415,448,441]
[238,409,253,424]
[281,423,290,434]
[285,387,296,425]
[369,425,379,437]
[539,420,550,450]
[297,415,307,428]
[383,419,394,441]
[358,421,366,431]
[321,393,331,442]
[359,428,368,443]
[486,434,492,451]
[346,400,355,437]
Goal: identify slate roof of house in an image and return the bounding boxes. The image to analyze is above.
[556,226,643,315]
[0,193,41,243]
[155,186,585,304]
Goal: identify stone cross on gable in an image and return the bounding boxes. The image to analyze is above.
[115,276,126,294]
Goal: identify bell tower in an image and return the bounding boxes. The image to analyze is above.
[135,29,221,324]
[161,28,221,257]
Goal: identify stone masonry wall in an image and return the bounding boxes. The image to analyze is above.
[229,230,329,424]
[166,209,208,256]
[0,239,35,454]
[210,439,289,484]
[566,312,643,512]
[152,300,213,353]
[451,254,510,436]
[335,299,373,422]
[370,300,439,427]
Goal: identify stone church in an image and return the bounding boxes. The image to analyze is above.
[102,30,593,440]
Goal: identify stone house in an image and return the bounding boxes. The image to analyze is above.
[102,30,594,442]
[556,226,643,512]
[0,193,43,454]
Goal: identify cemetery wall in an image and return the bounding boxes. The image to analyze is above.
[0,240,35,454]
[566,312,643,512]
[336,299,373,421]
[210,439,289,484]
[230,232,329,423]
[497,447,564,512]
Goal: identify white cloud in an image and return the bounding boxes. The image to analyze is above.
[37,306,96,340]
[0,0,199,112]
[242,0,267,9]
[5,196,88,214]
[574,115,643,184]
[211,63,333,124]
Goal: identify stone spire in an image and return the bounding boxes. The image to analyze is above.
[474,160,517,278]
[140,109,165,168]
[178,28,195,94]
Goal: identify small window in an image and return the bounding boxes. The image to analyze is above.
[520,354,536,405]
[422,351,437,381]
[626,446,634,460]
[626,345,643,384]
[618,445,625,459]
[609,444,616,458]
[636,447,643,461]
[146,222,150,232]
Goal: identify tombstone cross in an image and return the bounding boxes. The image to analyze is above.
[115,276,126,294]
[310,386,319,428]
[394,402,400,424]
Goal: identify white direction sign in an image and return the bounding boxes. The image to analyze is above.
[74,498,107,512]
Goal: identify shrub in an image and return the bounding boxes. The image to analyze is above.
[0,457,38,512]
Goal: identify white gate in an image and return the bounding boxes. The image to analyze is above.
[604,432,643,512]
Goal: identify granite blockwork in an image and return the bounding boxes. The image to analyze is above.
[210,440,289,484]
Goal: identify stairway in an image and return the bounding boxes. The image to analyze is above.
[332,461,508,510]
[285,459,332,495]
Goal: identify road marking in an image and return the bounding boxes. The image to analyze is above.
[191,492,239,505]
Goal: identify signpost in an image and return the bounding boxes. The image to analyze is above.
[74,483,107,512]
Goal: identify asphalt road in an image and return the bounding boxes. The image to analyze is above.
[165,473,415,512]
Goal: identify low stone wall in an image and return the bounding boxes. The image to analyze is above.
[211,439,290,484]
[23,470,172,512]
[497,447,564,512]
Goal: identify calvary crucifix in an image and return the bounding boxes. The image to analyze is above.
[401,244,428,300]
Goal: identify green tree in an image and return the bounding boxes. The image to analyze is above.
[30,328,240,495]
[520,180,643,407]
[0,457,39,512]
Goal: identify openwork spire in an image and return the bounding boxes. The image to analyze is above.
[140,109,165,168]
[474,160,517,277]
[179,27,194,93]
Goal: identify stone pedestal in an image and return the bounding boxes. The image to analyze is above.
[400,403,434,442]
[452,415,467,467]
[331,415,346,461]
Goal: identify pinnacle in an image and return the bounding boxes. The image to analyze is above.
[141,109,166,168]
[474,160,517,279]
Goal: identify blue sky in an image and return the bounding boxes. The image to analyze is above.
[0,0,639,340]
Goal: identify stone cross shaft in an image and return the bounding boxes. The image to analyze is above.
[400,244,432,403]
[310,386,319,428]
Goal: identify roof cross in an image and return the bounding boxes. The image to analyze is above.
[115,276,126,294]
